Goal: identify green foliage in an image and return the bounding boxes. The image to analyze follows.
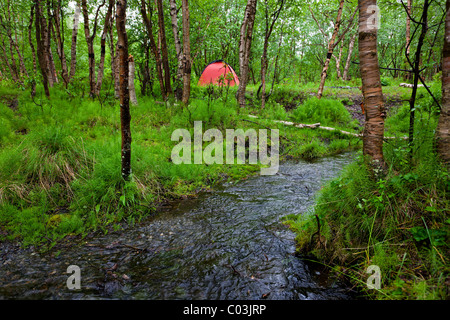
[380,77,391,86]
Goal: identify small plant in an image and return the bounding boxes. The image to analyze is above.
[380,77,391,86]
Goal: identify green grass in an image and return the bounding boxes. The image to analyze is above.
[0,80,360,249]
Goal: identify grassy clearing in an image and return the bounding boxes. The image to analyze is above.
[0,80,359,249]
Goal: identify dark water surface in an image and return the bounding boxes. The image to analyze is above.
[0,153,356,300]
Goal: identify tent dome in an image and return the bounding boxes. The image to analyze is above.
[198,60,239,87]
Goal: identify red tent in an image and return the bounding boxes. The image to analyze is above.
[198,60,240,87]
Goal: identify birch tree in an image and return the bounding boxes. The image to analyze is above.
[358,0,386,169]
[237,0,258,108]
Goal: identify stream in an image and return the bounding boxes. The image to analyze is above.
[0,153,357,300]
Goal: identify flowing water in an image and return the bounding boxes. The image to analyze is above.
[0,153,357,300]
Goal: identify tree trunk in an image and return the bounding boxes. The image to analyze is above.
[69,1,81,81]
[139,39,153,97]
[116,0,132,181]
[28,6,37,74]
[34,0,50,98]
[358,0,386,169]
[81,0,104,97]
[95,0,114,96]
[81,0,95,97]
[7,29,28,79]
[0,11,21,83]
[437,0,450,167]
[156,0,172,95]
[52,1,69,86]
[343,31,357,81]
[317,0,345,99]
[237,0,257,108]
[107,12,120,99]
[46,10,58,86]
[333,43,343,80]
[129,55,138,105]
[260,0,284,109]
[181,0,191,105]
[404,0,412,81]
[169,0,182,57]
[406,0,429,158]
[140,0,167,101]
[169,0,183,100]
[0,4,29,80]
[0,35,19,83]
[28,5,37,96]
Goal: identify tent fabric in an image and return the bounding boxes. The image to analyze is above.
[198,60,240,87]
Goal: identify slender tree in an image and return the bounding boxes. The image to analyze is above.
[181,0,191,105]
[95,0,114,96]
[237,0,258,108]
[156,0,172,95]
[405,0,412,80]
[358,0,386,169]
[52,0,69,86]
[117,0,132,180]
[313,1,357,99]
[343,31,357,80]
[169,0,183,100]
[69,1,80,81]
[34,0,50,98]
[260,0,284,109]
[81,0,104,97]
[129,55,138,105]
[140,0,167,101]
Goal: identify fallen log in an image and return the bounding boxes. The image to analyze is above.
[246,114,407,140]
[399,83,423,88]
[247,114,361,137]
[324,86,360,89]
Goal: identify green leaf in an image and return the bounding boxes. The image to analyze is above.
[120,195,126,206]
[410,227,428,242]
[410,227,448,246]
